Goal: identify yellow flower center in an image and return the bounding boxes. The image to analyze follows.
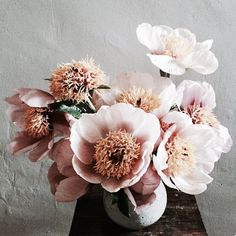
[94,130,140,179]
[117,86,160,113]
[162,35,193,58]
[165,136,195,176]
[183,105,219,127]
[24,107,52,139]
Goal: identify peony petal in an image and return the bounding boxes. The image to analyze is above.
[130,164,160,195]
[186,50,218,75]
[173,28,196,46]
[173,176,208,195]
[177,80,216,110]
[17,88,54,107]
[194,40,213,51]
[147,54,186,75]
[8,131,40,156]
[6,103,28,129]
[55,176,89,202]
[72,156,104,184]
[136,23,172,51]
[152,80,177,118]
[162,111,192,131]
[28,135,53,162]
[213,125,233,154]
[48,163,66,195]
[5,93,22,105]
[52,112,70,137]
[49,139,75,176]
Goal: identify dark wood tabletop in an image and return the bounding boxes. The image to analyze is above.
[69,186,207,236]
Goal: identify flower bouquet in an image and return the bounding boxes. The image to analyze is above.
[5,23,232,230]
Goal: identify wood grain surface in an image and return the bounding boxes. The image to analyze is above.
[69,186,207,236]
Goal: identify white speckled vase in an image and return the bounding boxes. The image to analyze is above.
[103,182,167,230]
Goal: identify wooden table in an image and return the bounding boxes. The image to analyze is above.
[69,186,207,236]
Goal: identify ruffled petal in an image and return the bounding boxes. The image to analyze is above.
[173,28,196,47]
[184,50,218,75]
[147,54,186,75]
[177,80,216,110]
[136,23,172,51]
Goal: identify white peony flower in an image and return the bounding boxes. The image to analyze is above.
[153,111,219,195]
[136,23,218,75]
[177,80,233,157]
[93,72,177,118]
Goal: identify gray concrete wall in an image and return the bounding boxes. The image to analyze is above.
[0,1,235,235]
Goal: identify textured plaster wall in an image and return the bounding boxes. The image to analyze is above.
[0,0,235,235]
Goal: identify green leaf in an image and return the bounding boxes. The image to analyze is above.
[117,189,130,218]
[49,100,95,119]
[97,84,111,90]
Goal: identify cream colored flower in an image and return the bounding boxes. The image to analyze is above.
[136,23,218,75]
[177,80,233,157]
[153,111,219,195]
[94,72,176,118]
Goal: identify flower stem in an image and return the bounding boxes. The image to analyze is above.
[160,70,170,78]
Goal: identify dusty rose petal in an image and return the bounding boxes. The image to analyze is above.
[48,163,66,194]
[6,103,28,128]
[130,164,160,195]
[72,156,104,184]
[55,176,89,202]
[28,135,53,162]
[49,139,75,176]
[8,131,40,155]
[17,88,54,107]
[52,112,70,137]
[5,93,22,105]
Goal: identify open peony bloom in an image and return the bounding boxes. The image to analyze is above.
[136,23,218,75]
[5,88,69,161]
[48,139,89,202]
[124,164,161,213]
[94,72,176,118]
[71,103,160,192]
[153,111,220,195]
[177,80,233,157]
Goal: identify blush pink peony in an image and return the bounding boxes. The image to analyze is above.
[70,103,160,192]
[48,139,89,202]
[5,88,69,161]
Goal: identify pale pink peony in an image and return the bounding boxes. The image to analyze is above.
[124,164,161,213]
[70,103,160,192]
[154,111,220,194]
[94,72,176,118]
[177,80,233,157]
[5,88,69,161]
[48,139,89,202]
[136,23,218,75]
